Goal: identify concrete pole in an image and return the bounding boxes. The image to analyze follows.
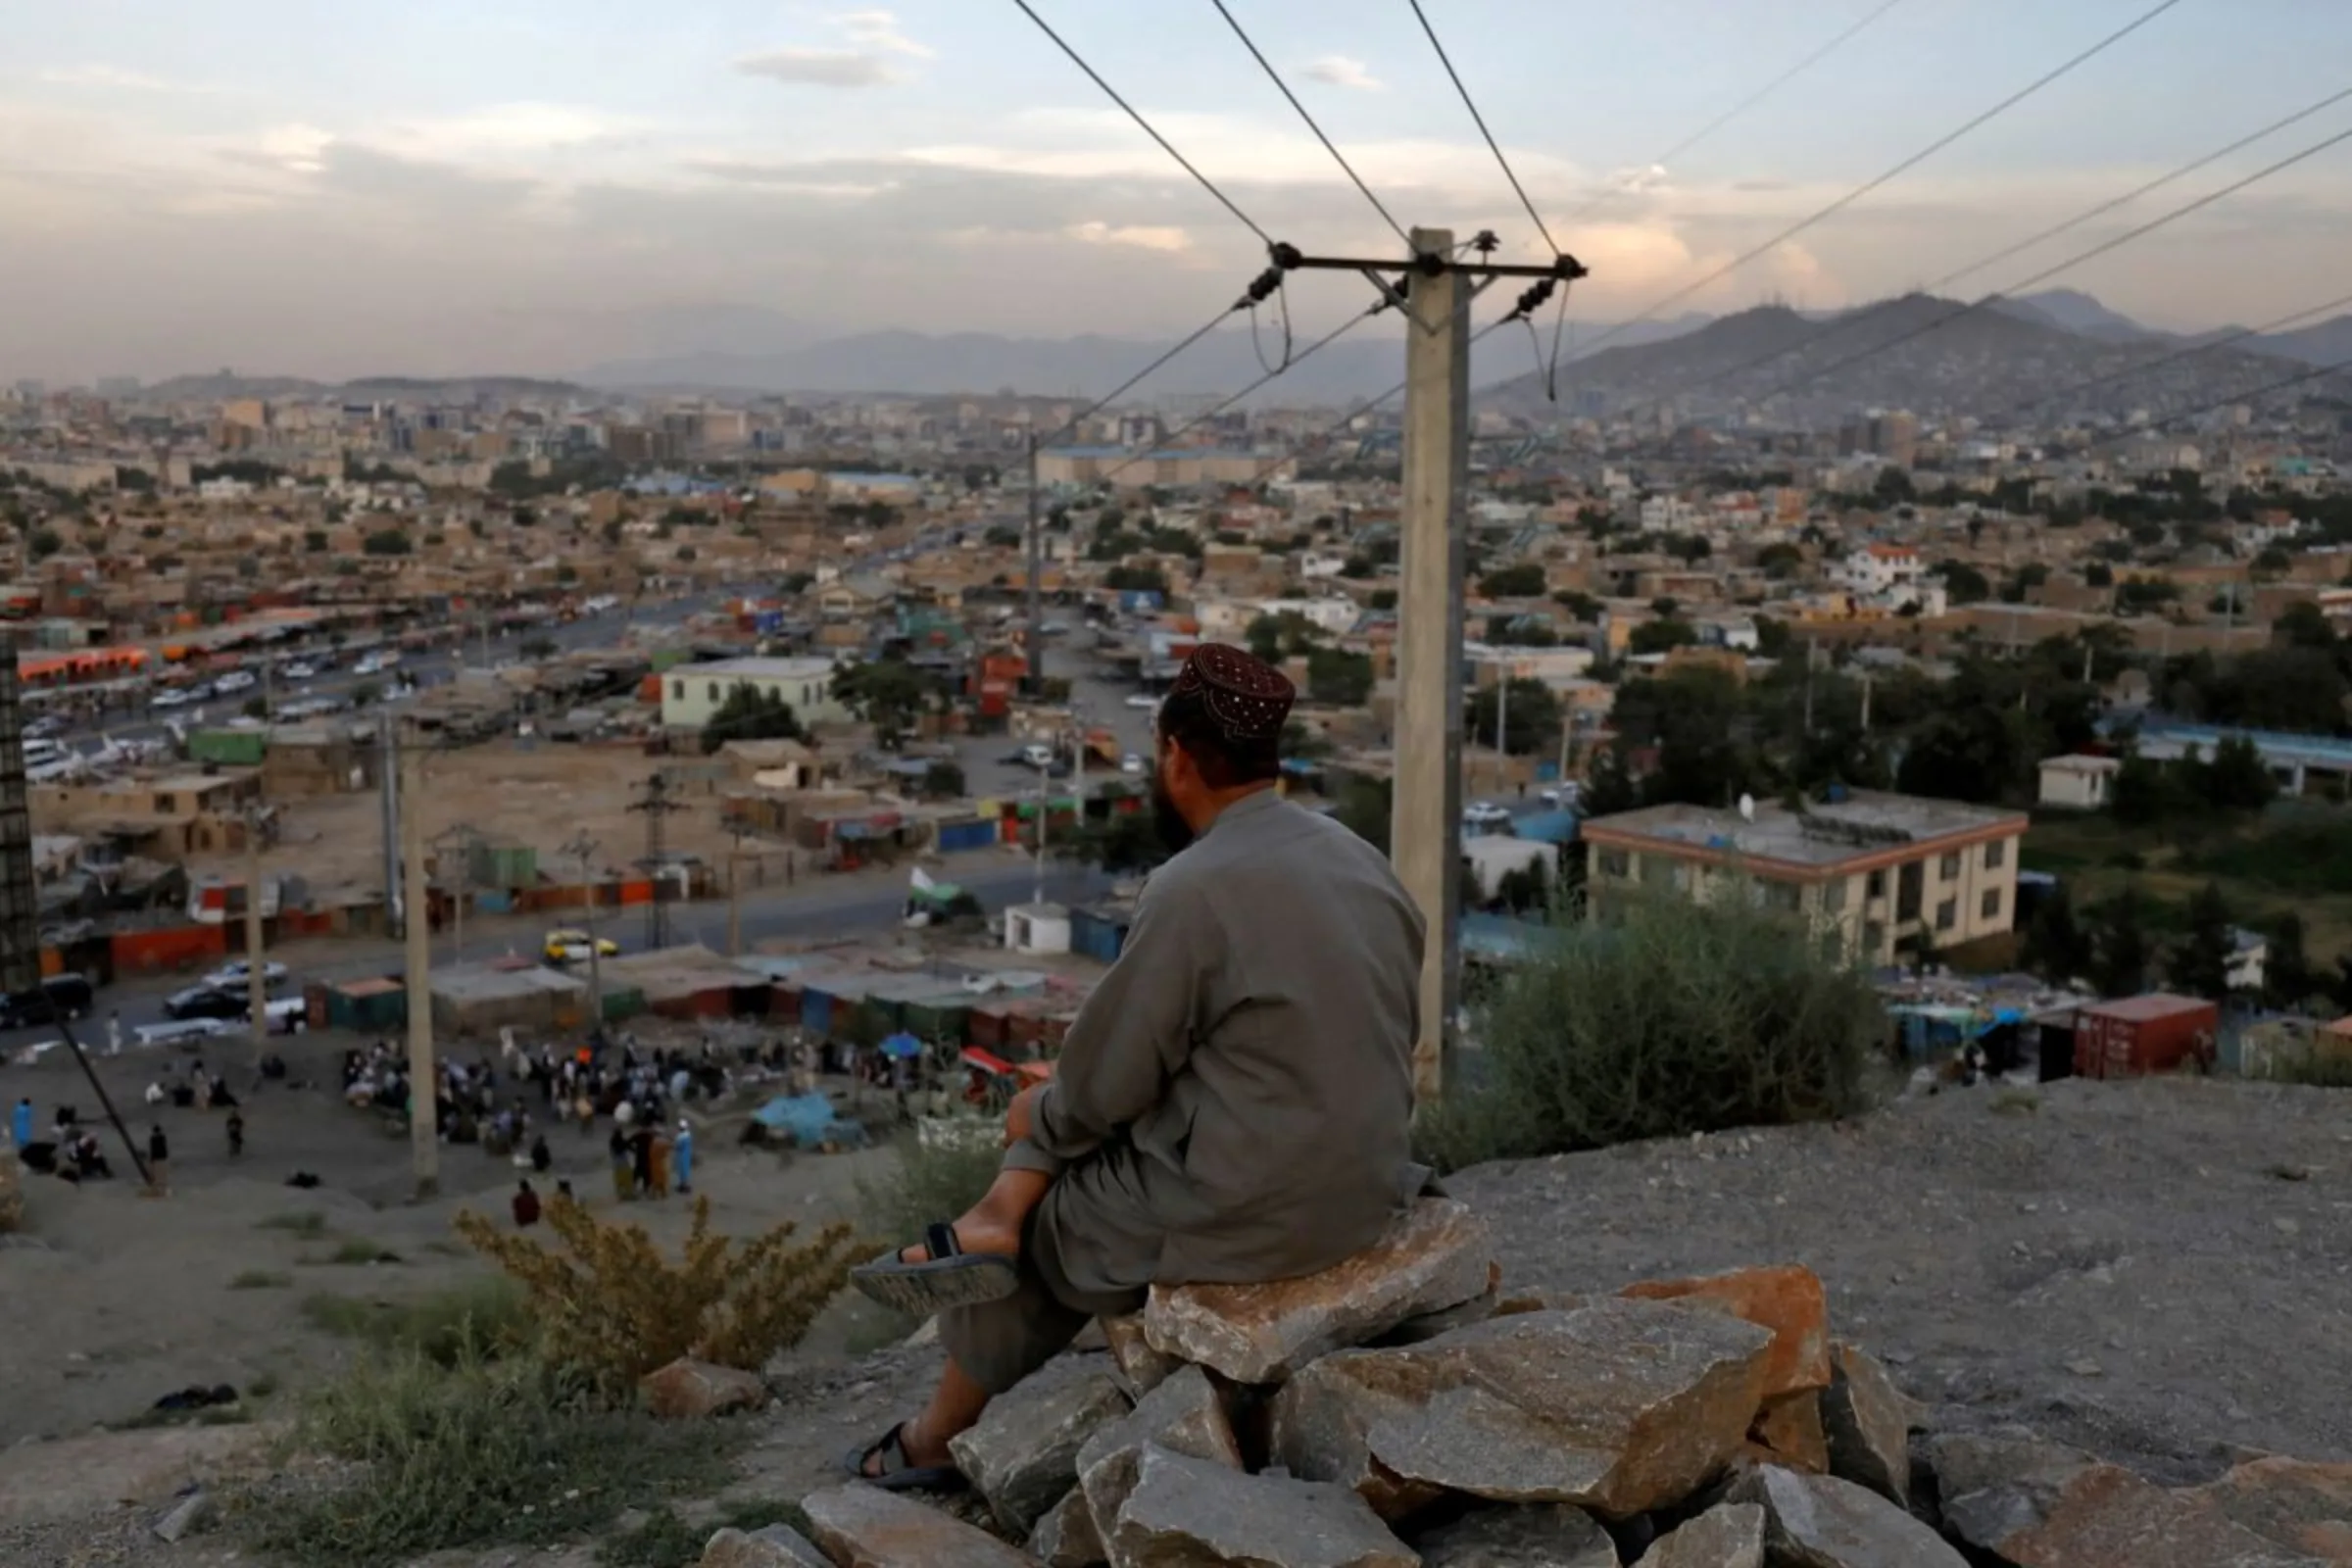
[1391,227,1469,1100]
[1025,433,1045,695]
[399,730,438,1198]
[244,807,268,1067]
[1495,674,1510,791]
[726,832,744,958]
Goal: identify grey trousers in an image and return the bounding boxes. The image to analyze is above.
[936,1140,1149,1396]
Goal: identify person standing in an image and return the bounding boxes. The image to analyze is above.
[225,1110,245,1159]
[107,1011,123,1056]
[11,1098,31,1151]
[512,1179,541,1228]
[673,1119,695,1196]
[146,1124,170,1194]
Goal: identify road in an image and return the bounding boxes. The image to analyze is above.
[7,855,1109,1054]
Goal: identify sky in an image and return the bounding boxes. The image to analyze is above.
[2,0,2349,383]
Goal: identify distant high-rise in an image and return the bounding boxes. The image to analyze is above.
[0,655,39,994]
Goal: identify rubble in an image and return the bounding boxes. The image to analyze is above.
[1075,1363,1246,1544]
[1408,1502,1617,1567]
[801,1482,1041,1567]
[947,1366,1131,1535]
[1820,1344,1917,1504]
[1732,1466,1968,1567]
[639,1358,769,1420]
[699,1522,832,1568]
[1104,1445,1417,1568]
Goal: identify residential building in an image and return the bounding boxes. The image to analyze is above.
[1582,790,2029,964]
[2037,754,2122,810]
[660,657,848,732]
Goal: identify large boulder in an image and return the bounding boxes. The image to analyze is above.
[1646,1503,1768,1568]
[1935,1451,2315,1568]
[947,1365,1131,1534]
[1622,1265,1832,1401]
[800,1483,1041,1568]
[1409,1502,1618,1567]
[1077,1364,1246,1541]
[1104,1444,1417,1568]
[1820,1344,1917,1505]
[1030,1484,1108,1568]
[1271,1298,1773,1521]
[1731,1466,1968,1567]
[1100,1314,1184,1397]
[639,1359,769,1420]
[700,1523,832,1568]
[2186,1456,2352,1564]
[1751,1391,1831,1474]
[1926,1428,2102,1546]
[1143,1199,1494,1384]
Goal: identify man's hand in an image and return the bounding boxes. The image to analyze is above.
[1004,1082,1049,1149]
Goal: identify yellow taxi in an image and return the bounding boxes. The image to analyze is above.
[544,928,619,964]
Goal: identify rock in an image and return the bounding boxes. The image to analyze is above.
[1077,1364,1245,1535]
[1947,1458,2317,1568]
[700,1523,832,1568]
[1275,1297,1772,1522]
[1733,1466,1968,1567]
[1031,1484,1109,1568]
[1622,1264,1832,1400]
[1105,1445,1417,1568]
[948,1366,1131,1535]
[1410,1502,1617,1567]
[1100,1314,1183,1397]
[2187,1456,2352,1564]
[1143,1198,1494,1383]
[1646,1502,1768,1568]
[1821,1344,1915,1505]
[152,1487,212,1544]
[640,1358,769,1420]
[801,1482,1041,1568]
[1494,1288,1589,1317]
[1372,1265,1502,1347]
[1752,1391,1830,1474]
[1928,1428,2102,1544]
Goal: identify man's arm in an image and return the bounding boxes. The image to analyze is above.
[1028,878,1210,1159]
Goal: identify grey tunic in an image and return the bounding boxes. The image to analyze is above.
[1018,787,1428,1297]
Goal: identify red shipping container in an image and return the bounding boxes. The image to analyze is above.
[2073,994,2217,1079]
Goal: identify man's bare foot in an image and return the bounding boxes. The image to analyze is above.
[896,1213,1020,1265]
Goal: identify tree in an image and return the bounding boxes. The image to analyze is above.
[1629,619,1697,657]
[1304,648,1374,707]
[1937,561,1992,605]
[1553,590,1604,621]
[2169,882,2236,1002]
[2084,562,2114,588]
[2203,735,2276,814]
[520,635,559,662]
[1756,543,1804,580]
[700,684,805,755]
[2260,909,2318,1010]
[1334,776,1392,853]
[1102,564,1168,596]
[831,658,935,749]
[2022,887,2092,987]
[1471,678,1562,757]
[27,527,61,561]
[1066,810,1172,875]
[353,680,382,709]
[362,527,412,557]
[1583,742,1641,817]
[2088,887,2154,999]
[304,528,329,553]
[1369,589,1397,612]
[1478,563,1546,599]
[920,760,966,799]
[1281,719,1334,760]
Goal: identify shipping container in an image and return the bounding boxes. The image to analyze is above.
[936,817,998,855]
[110,922,229,977]
[2073,994,2218,1079]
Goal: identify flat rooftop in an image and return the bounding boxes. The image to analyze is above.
[1584,790,2026,871]
[682,656,839,681]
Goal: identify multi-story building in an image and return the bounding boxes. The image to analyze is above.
[659,657,849,732]
[1581,790,2028,964]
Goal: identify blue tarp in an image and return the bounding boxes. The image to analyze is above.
[753,1093,842,1144]
[880,1031,922,1059]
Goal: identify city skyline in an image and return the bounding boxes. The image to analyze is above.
[5,0,2350,383]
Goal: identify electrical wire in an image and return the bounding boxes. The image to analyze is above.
[1032,303,1251,453]
[1406,0,1560,255]
[1570,0,2189,362]
[2002,287,2352,419]
[2073,355,2352,451]
[1008,0,1274,246]
[1564,0,1915,226]
[1205,0,1412,245]
[1249,274,1296,375]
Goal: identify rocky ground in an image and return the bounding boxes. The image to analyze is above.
[1,1074,2346,1565]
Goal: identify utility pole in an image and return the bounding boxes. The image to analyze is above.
[725,828,745,958]
[629,772,685,951]
[563,831,605,1027]
[378,710,401,931]
[398,727,438,1199]
[243,804,269,1067]
[1392,226,1471,1099]
[1024,432,1045,696]
[1494,673,1510,793]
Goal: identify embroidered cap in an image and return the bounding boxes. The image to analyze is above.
[1167,642,1296,743]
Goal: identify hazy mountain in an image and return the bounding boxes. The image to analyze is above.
[1989,288,2162,343]
[138,372,595,404]
[1481,292,2322,420]
[2249,315,2352,368]
[581,315,1719,402]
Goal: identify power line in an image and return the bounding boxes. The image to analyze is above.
[1747,118,2352,404]
[1564,0,1914,225]
[2075,355,2352,451]
[1406,0,1560,255]
[1008,0,1274,246]
[1571,0,2188,360]
[2004,287,2352,419]
[1205,0,1411,245]
[1031,284,1281,453]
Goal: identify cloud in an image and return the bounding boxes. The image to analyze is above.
[737,9,931,89]
[1067,221,1192,253]
[736,49,902,88]
[36,64,206,94]
[382,103,640,161]
[1302,56,1384,92]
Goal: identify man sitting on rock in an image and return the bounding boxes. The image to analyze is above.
[848,643,1429,1489]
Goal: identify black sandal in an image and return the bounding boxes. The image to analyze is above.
[844,1421,964,1492]
[850,1222,1021,1316]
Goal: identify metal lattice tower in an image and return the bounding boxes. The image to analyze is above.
[0,653,39,994]
[629,771,686,952]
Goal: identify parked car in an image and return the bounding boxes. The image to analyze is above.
[136,1017,229,1050]
[163,986,248,1022]
[203,958,290,992]
[262,996,310,1035]
[543,928,619,965]
[213,669,258,694]
[1462,801,1514,830]
[1120,753,1146,775]
[282,661,318,681]
[1124,694,1159,710]
[0,972,95,1029]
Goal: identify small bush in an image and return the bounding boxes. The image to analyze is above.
[299,1278,534,1367]
[2276,1054,2352,1089]
[317,1238,402,1265]
[259,1211,329,1239]
[243,1352,735,1568]
[455,1195,876,1394]
[1418,894,1883,1170]
[858,1122,1004,1249]
[230,1270,292,1291]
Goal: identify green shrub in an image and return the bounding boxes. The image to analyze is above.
[2276,1054,2352,1089]
[258,1211,329,1239]
[299,1278,534,1367]
[242,1352,735,1568]
[230,1270,292,1291]
[858,1122,1004,1247]
[1418,894,1883,1170]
